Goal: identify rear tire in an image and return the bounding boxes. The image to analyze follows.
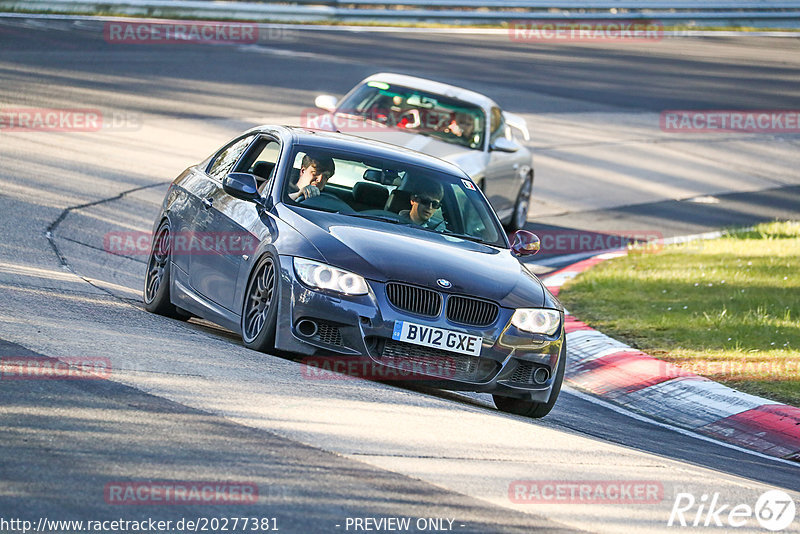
[241,254,279,353]
[493,340,566,418]
[143,219,186,320]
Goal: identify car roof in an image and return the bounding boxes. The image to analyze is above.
[258,125,471,177]
[362,72,497,110]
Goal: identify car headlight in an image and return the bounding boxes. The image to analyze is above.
[510,308,561,335]
[293,258,369,296]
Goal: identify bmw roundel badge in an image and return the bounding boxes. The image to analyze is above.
[437,278,452,289]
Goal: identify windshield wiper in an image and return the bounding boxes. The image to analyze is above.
[348,215,490,244]
[441,231,491,245]
[348,213,410,225]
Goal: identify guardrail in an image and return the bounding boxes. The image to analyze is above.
[2,0,800,26]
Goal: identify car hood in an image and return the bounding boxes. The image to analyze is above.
[279,206,545,308]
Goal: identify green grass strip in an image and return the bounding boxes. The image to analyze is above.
[559,221,800,406]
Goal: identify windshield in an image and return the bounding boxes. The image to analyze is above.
[282,145,505,247]
[336,82,485,150]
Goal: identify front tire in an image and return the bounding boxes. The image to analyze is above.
[241,254,279,353]
[493,340,566,418]
[143,219,185,319]
[506,175,532,232]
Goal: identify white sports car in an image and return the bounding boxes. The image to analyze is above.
[313,72,534,230]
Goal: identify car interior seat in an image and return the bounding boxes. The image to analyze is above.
[252,161,275,181]
[251,161,276,193]
[352,182,389,211]
[385,189,412,214]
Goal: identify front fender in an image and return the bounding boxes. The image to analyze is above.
[231,207,325,329]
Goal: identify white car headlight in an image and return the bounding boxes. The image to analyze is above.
[293,258,369,296]
[510,308,561,335]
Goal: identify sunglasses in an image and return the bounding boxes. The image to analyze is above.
[415,196,441,209]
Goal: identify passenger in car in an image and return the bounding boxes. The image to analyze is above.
[399,181,445,231]
[445,112,476,146]
[288,153,335,201]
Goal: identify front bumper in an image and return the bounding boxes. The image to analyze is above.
[274,255,564,402]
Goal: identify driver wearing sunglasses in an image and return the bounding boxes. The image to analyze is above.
[399,181,445,231]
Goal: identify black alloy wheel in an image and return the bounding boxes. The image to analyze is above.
[242,255,279,352]
[143,219,185,318]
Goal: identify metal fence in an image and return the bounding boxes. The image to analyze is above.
[2,0,800,26]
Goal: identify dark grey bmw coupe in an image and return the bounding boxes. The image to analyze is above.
[144,125,566,418]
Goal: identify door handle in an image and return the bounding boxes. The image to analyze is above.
[201,197,213,209]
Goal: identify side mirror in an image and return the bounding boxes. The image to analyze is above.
[315,95,338,113]
[490,137,520,153]
[511,230,540,257]
[223,172,260,202]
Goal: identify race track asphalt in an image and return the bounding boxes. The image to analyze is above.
[1,16,799,533]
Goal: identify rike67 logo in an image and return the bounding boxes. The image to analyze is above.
[668,490,796,531]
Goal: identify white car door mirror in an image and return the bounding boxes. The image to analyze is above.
[490,137,520,153]
[314,95,338,112]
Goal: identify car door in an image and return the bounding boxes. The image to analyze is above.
[482,107,519,221]
[187,134,257,311]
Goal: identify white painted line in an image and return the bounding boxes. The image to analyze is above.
[562,385,800,468]
[534,247,625,269]
[541,270,580,287]
[533,250,610,268]
[535,228,752,271]
[595,251,628,260]
[237,45,322,60]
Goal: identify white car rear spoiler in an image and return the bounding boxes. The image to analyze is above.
[503,112,530,141]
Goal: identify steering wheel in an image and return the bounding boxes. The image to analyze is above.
[297,190,338,202]
[297,191,354,214]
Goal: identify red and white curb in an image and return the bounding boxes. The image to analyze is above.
[543,250,800,462]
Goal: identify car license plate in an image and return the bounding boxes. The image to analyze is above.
[392,321,482,357]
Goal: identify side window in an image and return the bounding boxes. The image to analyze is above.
[207,135,256,181]
[450,184,498,242]
[249,141,280,170]
[238,137,282,193]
